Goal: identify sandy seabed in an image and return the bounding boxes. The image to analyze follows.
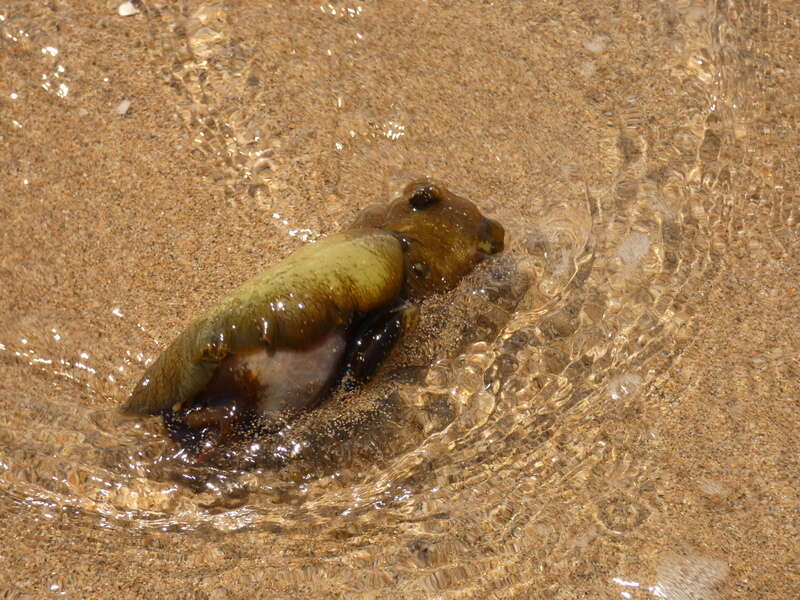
[1,1,798,598]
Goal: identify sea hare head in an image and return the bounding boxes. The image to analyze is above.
[353,179,505,297]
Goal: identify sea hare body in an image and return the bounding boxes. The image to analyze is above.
[124,179,505,456]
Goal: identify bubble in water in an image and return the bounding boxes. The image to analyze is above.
[652,553,729,599]
[617,232,650,273]
[607,373,642,402]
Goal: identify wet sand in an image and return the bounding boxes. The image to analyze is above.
[1,1,798,598]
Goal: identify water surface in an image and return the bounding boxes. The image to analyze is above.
[1,1,798,597]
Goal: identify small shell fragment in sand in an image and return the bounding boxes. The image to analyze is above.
[584,34,609,54]
[118,2,139,17]
[114,99,131,116]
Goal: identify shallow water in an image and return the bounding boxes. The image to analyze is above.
[1,0,798,598]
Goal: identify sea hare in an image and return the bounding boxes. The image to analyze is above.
[123,179,505,457]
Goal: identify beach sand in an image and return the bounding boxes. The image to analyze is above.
[1,1,797,597]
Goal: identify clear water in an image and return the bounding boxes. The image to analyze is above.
[1,0,797,597]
